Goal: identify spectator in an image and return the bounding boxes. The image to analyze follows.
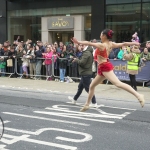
[75,45,82,58]
[0,57,6,77]
[16,45,24,75]
[7,46,17,77]
[146,41,150,52]
[140,47,150,66]
[59,52,67,82]
[123,46,141,91]
[117,46,127,60]
[109,48,120,60]
[42,46,53,81]
[131,32,139,43]
[59,41,64,51]
[67,49,78,79]
[0,44,5,76]
[0,44,4,56]
[52,45,60,76]
[34,43,44,80]
[3,41,8,52]
[54,42,61,54]
[28,45,36,79]
[22,50,30,78]
[37,41,46,52]
[66,42,74,52]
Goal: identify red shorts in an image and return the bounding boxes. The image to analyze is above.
[98,62,114,76]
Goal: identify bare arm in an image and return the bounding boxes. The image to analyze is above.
[71,37,105,50]
[112,42,140,49]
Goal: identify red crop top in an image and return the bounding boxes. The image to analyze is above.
[94,48,108,61]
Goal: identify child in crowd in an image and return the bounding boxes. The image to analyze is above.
[22,50,30,78]
[131,32,139,43]
[0,57,6,77]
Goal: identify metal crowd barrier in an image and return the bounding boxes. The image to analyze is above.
[0,56,96,83]
[0,56,16,77]
[52,56,80,82]
[16,57,53,81]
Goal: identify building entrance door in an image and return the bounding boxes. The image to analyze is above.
[51,31,74,44]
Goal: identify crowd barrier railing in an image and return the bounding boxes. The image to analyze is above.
[16,57,53,81]
[52,56,81,82]
[1,56,150,87]
[0,56,16,77]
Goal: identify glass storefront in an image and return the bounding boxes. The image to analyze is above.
[106,0,150,43]
[7,1,150,43]
[7,6,91,43]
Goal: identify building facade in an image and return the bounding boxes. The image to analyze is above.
[0,0,150,44]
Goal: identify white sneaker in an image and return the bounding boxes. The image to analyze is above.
[68,96,76,104]
[89,103,98,108]
[60,80,64,83]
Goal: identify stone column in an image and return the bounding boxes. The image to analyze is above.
[0,0,7,43]
[91,0,105,40]
[73,15,85,40]
[41,17,52,43]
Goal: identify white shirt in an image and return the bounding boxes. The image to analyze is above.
[83,46,88,51]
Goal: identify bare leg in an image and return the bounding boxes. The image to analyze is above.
[103,71,145,107]
[80,75,106,112]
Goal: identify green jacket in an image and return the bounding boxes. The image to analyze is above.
[127,53,140,71]
[76,46,93,75]
[0,61,6,69]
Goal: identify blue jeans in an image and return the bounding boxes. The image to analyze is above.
[19,66,23,74]
[59,68,66,81]
[36,60,42,78]
[74,75,96,104]
[1,68,6,76]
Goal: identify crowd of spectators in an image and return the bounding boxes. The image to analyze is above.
[0,39,83,82]
[0,35,150,83]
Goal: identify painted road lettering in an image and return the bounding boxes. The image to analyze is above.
[0,102,135,149]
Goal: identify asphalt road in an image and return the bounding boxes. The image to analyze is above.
[0,87,150,150]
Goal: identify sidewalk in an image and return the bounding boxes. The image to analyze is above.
[0,77,150,101]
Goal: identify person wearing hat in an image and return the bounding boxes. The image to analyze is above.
[123,45,141,91]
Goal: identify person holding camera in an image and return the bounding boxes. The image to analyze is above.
[68,44,97,108]
[140,47,150,67]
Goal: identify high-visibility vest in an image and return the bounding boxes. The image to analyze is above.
[127,53,140,70]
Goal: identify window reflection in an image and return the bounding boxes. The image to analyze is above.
[106,3,141,42]
[106,1,150,43]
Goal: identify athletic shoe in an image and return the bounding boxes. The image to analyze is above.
[60,80,64,83]
[68,96,76,104]
[89,103,98,108]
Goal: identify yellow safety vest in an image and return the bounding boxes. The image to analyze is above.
[127,53,140,70]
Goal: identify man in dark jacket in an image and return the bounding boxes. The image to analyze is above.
[68,44,97,107]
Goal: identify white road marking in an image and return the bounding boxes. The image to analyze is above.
[2,112,89,126]
[2,134,30,144]
[34,111,115,124]
[45,107,125,118]
[54,103,135,117]
[3,128,92,143]
[2,134,77,150]
[3,121,10,124]
[0,144,9,150]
